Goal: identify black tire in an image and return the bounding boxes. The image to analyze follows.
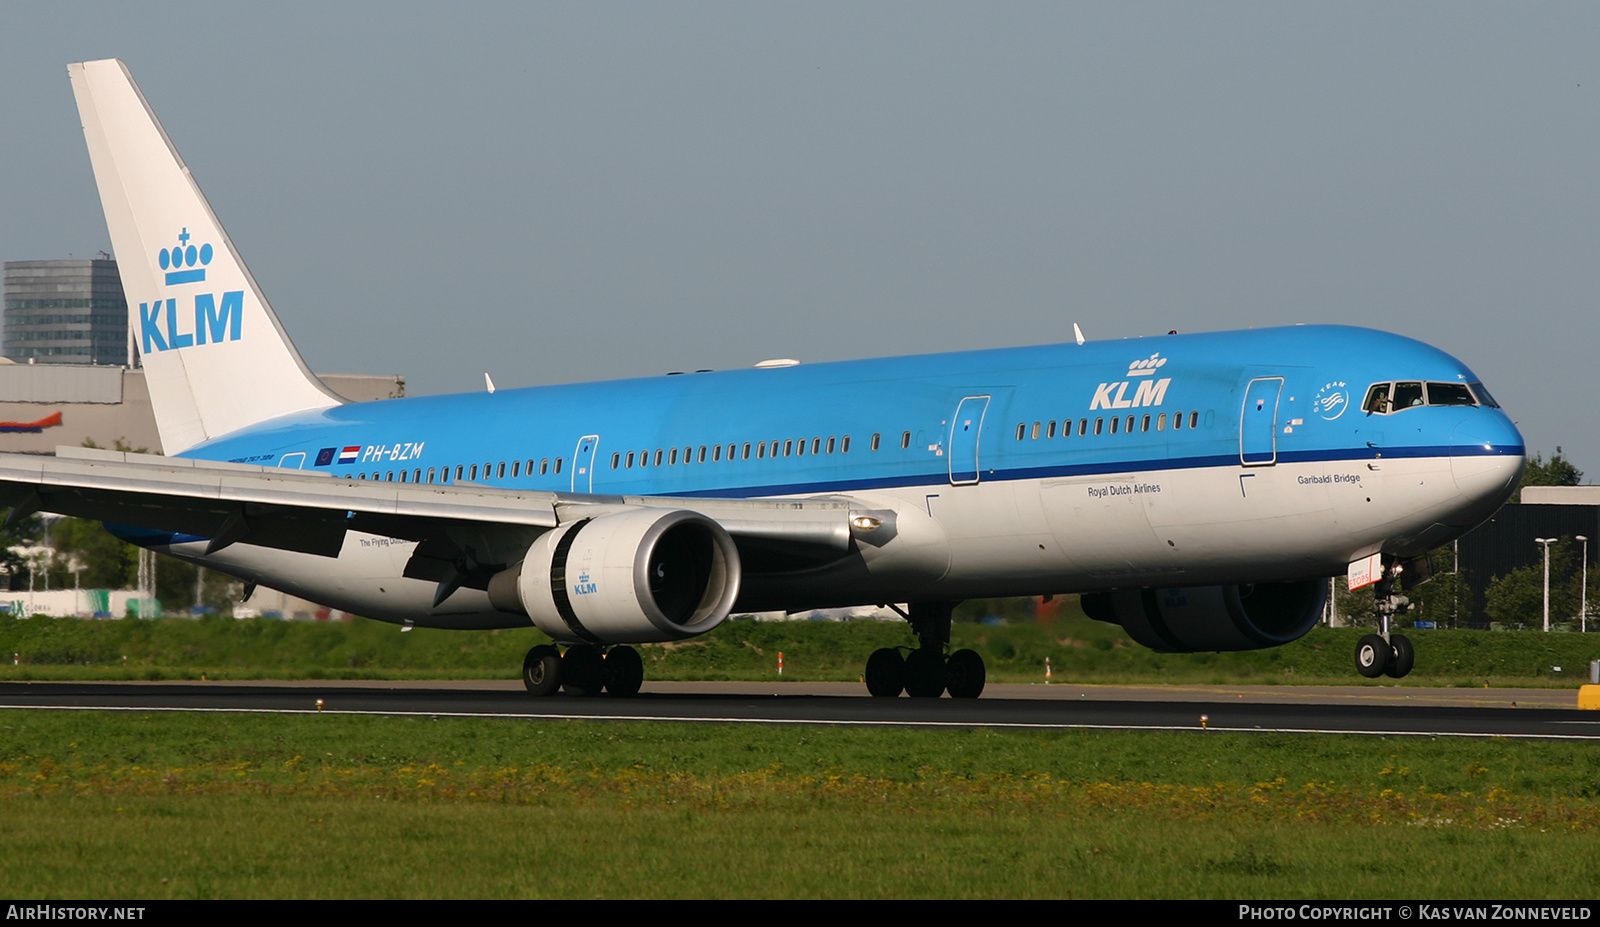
[903,648,946,698]
[1385,634,1415,679]
[864,647,905,697]
[522,644,563,696]
[1355,634,1390,678]
[946,648,986,699]
[603,645,645,697]
[561,644,605,696]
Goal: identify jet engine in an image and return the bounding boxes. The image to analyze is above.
[488,508,741,644]
[1080,580,1326,652]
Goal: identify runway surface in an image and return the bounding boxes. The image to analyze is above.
[1,679,1596,739]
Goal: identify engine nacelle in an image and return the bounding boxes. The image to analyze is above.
[1081,580,1326,652]
[488,508,741,644]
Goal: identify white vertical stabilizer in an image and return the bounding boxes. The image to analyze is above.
[69,59,341,455]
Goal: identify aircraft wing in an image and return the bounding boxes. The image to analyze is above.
[0,446,859,584]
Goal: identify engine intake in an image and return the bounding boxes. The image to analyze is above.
[489,508,741,643]
[1081,580,1326,652]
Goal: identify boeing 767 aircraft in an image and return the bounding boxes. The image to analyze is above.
[0,60,1525,698]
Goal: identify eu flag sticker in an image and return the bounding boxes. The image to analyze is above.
[314,447,336,467]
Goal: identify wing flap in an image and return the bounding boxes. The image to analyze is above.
[0,449,864,570]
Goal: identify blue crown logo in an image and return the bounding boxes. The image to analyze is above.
[156,228,214,285]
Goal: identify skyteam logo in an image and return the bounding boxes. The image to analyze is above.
[157,227,214,285]
[1090,352,1172,410]
[1314,381,1350,421]
[138,225,242,355]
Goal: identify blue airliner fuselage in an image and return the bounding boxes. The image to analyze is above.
[45,58,1525,696]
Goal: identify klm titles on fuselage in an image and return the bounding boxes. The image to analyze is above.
[1090,353,1172,410]
[138,228,242,353]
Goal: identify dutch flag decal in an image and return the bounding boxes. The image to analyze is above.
[338,446,361,465]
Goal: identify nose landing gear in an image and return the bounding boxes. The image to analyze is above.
[1353,563,1415,679]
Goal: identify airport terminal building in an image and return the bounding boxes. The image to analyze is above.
[2,259,130,366]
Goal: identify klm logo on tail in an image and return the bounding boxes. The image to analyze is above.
[158,228,212,284]
[140,228,241,353]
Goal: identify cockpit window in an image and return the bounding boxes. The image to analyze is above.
[1426,382,1476,407]
[1362,380,1491,414]
[1391,382,1424,410]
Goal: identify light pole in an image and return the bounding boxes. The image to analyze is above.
[1578,536,1589,633]
[1536,538,1556,632]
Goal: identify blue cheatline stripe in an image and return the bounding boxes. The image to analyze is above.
[668,443,1522,499]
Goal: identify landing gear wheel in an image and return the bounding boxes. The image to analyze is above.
[945,649,986,699]
[865,648,905,697]
[561,644,605,696]
[903,648,947,698]
[522,644,563,696]
[1385,634,1414,679]
[1355,634,1391,678]
[603,645,645,697]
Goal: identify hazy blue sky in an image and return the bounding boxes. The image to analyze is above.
[3,4,1596,472]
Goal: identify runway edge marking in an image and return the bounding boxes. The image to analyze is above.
[0,703,1596,740]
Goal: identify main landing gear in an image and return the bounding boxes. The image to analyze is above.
[522,643,645,697]
[863,601,986,699]
[1353,565,1415,679]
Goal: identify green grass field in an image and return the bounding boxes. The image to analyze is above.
[5,605,1598,898]
[3,601,1598,686]
[2,710,1597,899]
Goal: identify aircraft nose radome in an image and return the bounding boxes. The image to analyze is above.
[1448,411,1525,524]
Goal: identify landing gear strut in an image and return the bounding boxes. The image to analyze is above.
[521,643,645,697]
[862,601,986,699]
[1353,564,1414,679]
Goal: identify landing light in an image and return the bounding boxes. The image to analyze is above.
[851,515,882,530]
